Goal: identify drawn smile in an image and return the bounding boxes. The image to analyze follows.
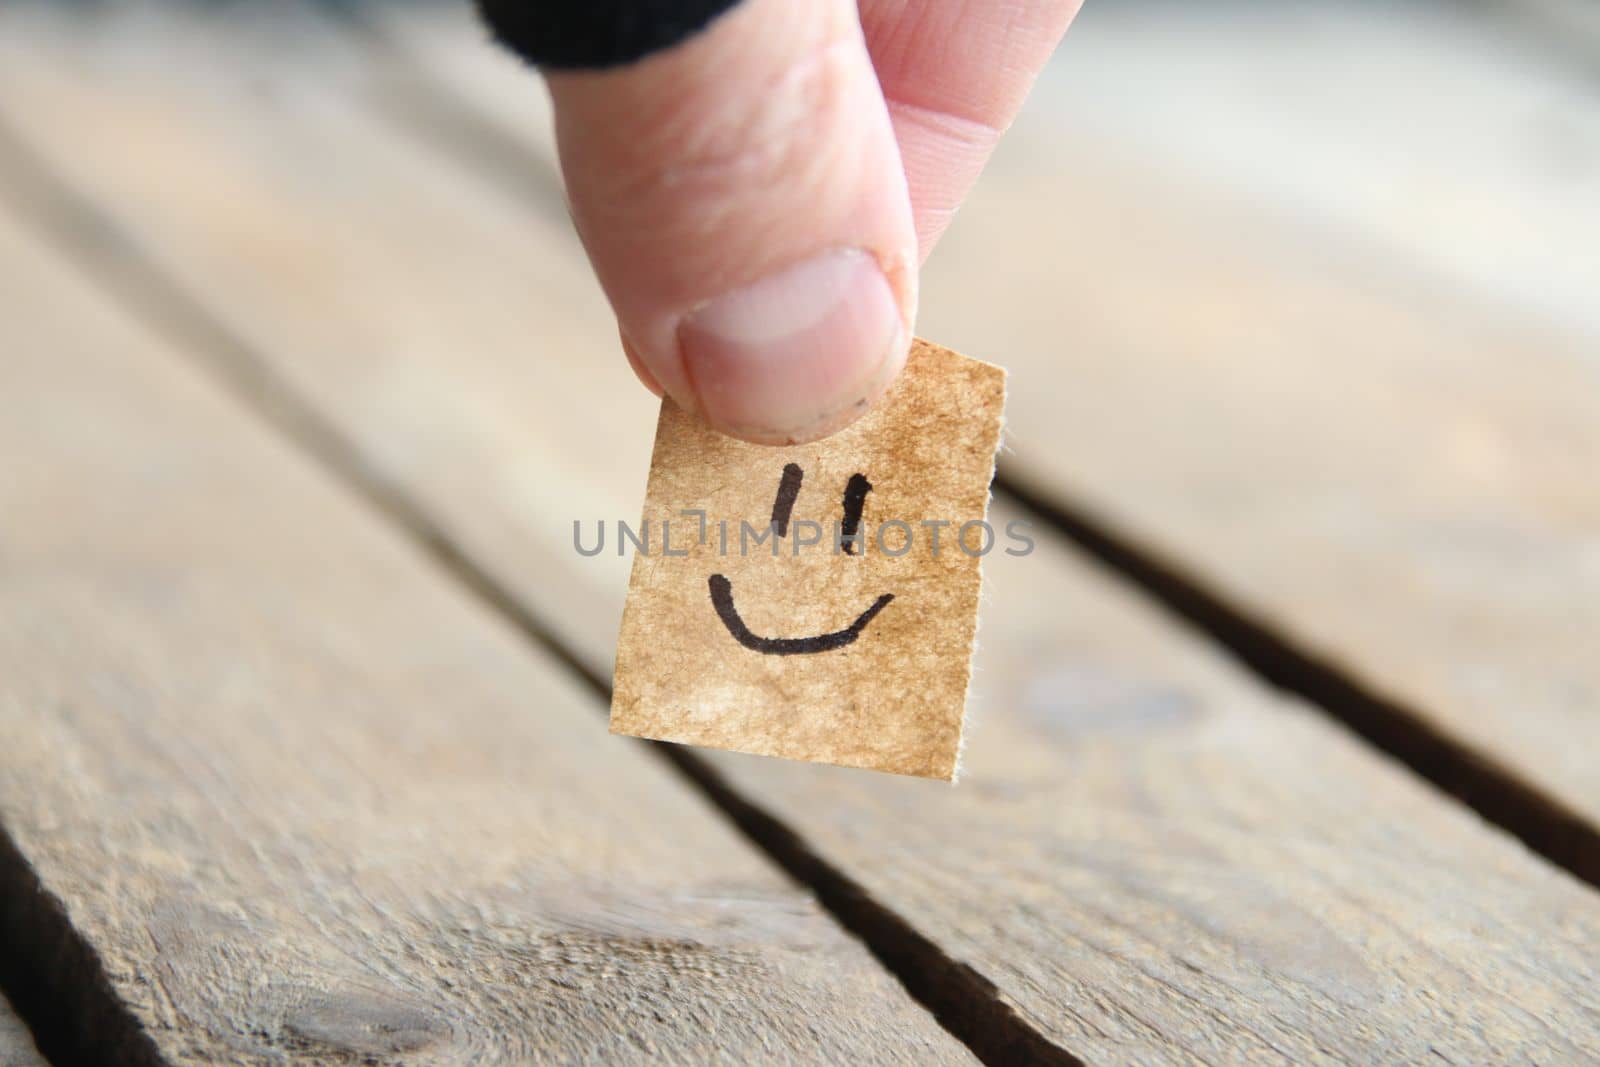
[709,574,893,655]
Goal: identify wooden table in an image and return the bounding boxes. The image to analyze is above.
[1,2,1596,1063]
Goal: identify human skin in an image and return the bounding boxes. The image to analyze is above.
[537,0,1081,443]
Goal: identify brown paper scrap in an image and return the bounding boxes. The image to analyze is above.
[610,339,1007,780]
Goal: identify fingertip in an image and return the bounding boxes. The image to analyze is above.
[620,331,665,398]
[677,248,909,444]
[542,0,918,444]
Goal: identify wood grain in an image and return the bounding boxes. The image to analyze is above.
[915,44,1600,861]
[0,167,968,1067]
[5,4,1599,1062]
[378,3,1600,869]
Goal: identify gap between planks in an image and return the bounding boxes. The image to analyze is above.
[348,17,1600,899]
[9,8,1600,1062]
[995,471,1600,892]
[0,112,1080,1067]
[0,825,163,1066]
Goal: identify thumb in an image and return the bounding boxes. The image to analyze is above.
[540,0,917,444]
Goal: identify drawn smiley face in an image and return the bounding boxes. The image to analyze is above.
[708,463,894,655]
[610,338,1006,779]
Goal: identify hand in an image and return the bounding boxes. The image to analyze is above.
[494,0,1079,443]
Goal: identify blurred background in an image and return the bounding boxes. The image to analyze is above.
[3,0,1596,796]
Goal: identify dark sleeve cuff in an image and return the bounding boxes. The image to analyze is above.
[475,0,745,71]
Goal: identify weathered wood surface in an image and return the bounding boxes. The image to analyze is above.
[0,2,633,679]
[0,188,968,1066]
[0,998,44,1067]
[384,0,1600,857]
[1011,3,1600,337]
[6,4,1600,1062]
[920,5,1600,853]
[382,1,1600,880]
[380,1,1600,866]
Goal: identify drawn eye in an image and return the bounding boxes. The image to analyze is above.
[770,463,803,536]
[839,473,871,555]
[767,464,872,553]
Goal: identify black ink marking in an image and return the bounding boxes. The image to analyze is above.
[840,473,871,554]
[708,574,893,655]
[770,463,804,537]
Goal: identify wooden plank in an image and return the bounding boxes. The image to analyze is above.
[912,9,1600,866]
[6,5,1600,1062]
[372,0,1600,870]
[0,2,637,681]
[1021,2,1600,339]
[384,10,1600,870]
[0,172,968,1067]
[0,997,44,1067]
[377,7,1600,866]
